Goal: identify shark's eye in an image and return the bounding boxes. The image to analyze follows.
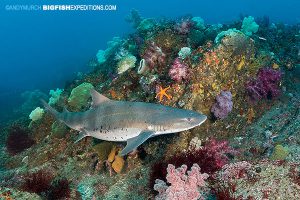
[186,117,192,122]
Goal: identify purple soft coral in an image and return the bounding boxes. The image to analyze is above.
[154,164,209,200]
[246,67,282,101]
[211,91,233,119]
[169,58,190,82]
[175,18,193,34]
[142,42,166,70]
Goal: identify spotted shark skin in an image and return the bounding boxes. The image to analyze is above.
[42,89,207,155]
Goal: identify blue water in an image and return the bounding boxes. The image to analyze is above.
[0,0,299,123]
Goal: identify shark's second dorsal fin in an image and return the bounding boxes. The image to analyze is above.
[90,89,110,107]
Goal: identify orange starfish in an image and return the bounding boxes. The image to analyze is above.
[156,86,172,102]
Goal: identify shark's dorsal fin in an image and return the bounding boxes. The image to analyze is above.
[90,89,110,107]
[120,130,154,156]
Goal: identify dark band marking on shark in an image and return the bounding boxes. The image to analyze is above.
[41,89,207,156]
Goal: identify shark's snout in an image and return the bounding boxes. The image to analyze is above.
[173,111,207,131]
[195,114,207,125]
[185,112,207,127]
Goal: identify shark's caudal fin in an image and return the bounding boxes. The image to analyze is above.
[40,99,61,120]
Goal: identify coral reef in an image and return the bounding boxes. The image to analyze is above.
[214,161,300,199]
[154,164,209,200]
[96,37,122,65]
[270,144,289,160]
[175,18,193,35]
[150,139,236,188]
[246,67,282,101]
[168,58,190,82]
[191,17,205,30]
[211,91,233,119]
[214,28,242,44]
[178,47,192,59]
[6,125,35,155]
[47,178,71,200]
[241,16,259,36]
[50,121,68,139]
[48,88,63,105]
[21,170,53,194]
[29,107,44,122]
[141,42,166,72]
[68,82,94,110]
[2,11,300,200]
[116,54,137,74]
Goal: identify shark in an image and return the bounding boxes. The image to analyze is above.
[42,89,207,156]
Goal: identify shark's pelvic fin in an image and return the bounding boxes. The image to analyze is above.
[75,129,89,143]
[63,107,70,113]
[120,130,154,156]
[90,89,111,107]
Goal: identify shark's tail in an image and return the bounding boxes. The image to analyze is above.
[40,99,61,120]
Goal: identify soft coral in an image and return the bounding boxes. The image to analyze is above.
[246,67,282,101]
[21,170,53,194]
[150,138,236,189]
[6,125,35,155]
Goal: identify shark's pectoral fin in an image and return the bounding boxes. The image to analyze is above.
[120,130,154,156]
[74,129,89,143]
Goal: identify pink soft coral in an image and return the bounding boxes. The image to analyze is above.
[168,58,191,82]
[246,67,282,101]
[203,138,237,170]
[154,164,209,200]
[218,161,252,182]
